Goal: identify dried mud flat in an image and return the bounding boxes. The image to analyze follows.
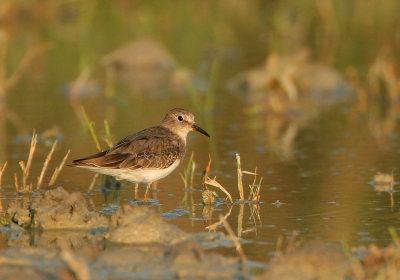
[0,187,397,279]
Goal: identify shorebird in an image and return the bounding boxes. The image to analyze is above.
[69,108,210,198]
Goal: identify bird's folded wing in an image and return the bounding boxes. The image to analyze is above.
[72,135,182,170]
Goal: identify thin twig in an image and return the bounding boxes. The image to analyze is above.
[82,106,101,152]
[0,161,7,189]
[37,140,57,190]
[14,173,19,192]
[236,153,244,201]
[190,160,195,189]
[59,241,90,280]
[49,150,70,186]
[5,43,53,92]
[104,120,113,147]
[87,173,99,193]
[204,176,233,203]
[238,203,244,238]
[248,167,257,200]
[20,132,37,191]
[180,151,194,190]
[202,154,212,187]
[220,214,248,262]
[206,206,233,231]
[255,177,262,200]
[275,235,283,259]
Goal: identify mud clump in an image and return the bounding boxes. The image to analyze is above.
[256,241,357,280]
[0,242,247,280]
[1,188,251,279]
[6,186,108,230]
[107,204,190,245]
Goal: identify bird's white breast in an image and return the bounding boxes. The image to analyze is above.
[78,160,181,183]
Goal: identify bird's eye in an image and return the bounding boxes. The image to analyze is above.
[178,115,183,121]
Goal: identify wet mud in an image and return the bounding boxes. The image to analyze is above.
[0,187,398,279]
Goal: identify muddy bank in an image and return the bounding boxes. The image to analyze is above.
[6,186,109,230]
[1,187,251,279]
[1,187,399,279]
[0,241,246,280]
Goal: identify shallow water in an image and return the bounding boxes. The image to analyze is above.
[2,92,400,263]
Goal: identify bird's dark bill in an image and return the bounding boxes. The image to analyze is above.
[192,124,210,137]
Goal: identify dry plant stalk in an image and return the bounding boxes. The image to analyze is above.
[390,172,394,211]
[238,203,244,238]
[237,154,261,203]
[87,173,99,193]
[82,106,101,152]
[59,241,90,280]
[14,173,19,192]
[37,140,58,190]
[220,214,248,262]
[204,176,233,203]
[3,42,53,92]
[190,160,195,189]
[205,206,233,231]
[0,161,7,189]
[236,153,244,201]
[48,150,70,186]
[202,154,212,186]
[275,234,284,258]
[19,133,38,191]
[246,167,262,202]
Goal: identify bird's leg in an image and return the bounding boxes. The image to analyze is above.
[134,183,139,200]
[144,182,151,201]
[151,181,158,200]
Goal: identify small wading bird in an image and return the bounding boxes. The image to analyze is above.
[69,108,210,199]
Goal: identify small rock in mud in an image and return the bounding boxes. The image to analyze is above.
[202,189,218,204]
[7,186,109,230]
[107,204,190,245]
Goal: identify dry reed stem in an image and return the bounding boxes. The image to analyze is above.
[82,107,101,152]
[59,241,90,280]
[287,231,299,252]
[274,235,284,259]
[236,153,244,201]
[255,177,262,200]
[37,140,58,190]
[190,160,195,189]
[87,173,99,193]
[204,176,233,203]
[249,203,262,229]
[20,133,37,191]
[247,167,258,201]
[0,161,7,189]
[205,205,233,231]
[104,138,113,148]
[14,173,19,192]
[0,32,7,91]
[202,154,212,186]
[238,203,244,238]
[104,119,113,147]
[5,43,53,92]
[49,150,70,186]
[220,214,248,262]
